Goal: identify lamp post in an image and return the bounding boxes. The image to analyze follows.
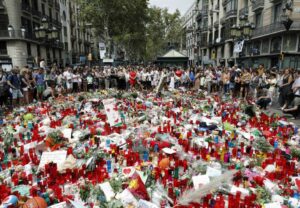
[7,25,14,37]
[230,20,255,66]
[34,17,60,65]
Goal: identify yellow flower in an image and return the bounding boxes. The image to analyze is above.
[129,179,139,189]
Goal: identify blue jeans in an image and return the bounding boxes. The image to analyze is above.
[223,84,229,94]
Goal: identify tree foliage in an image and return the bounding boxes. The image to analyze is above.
[76,0,183,62]
[145,7,183,61]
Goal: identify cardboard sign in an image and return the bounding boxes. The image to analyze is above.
[192,175,210,189]
[103,98,122,126]
[38,150,67,170]
[100,182,115,202]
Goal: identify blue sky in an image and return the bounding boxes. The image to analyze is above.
[149,0,195,15]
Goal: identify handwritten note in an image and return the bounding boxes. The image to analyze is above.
[103,98,122,127]
[38,150,67,170]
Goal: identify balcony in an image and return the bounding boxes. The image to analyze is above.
[226,9,237,19]
[32,9,42,18]
[222,0,228,6]
[215,4,219,10]
[200,41,208,47]
[202,25,208,32]
[0,30,38,41]
[52,19,62,27]
[239,7,248,18]
[21,3,31,14]
[220,17,226,25]
[55,2,60,10]
[0,49,7,55]
[252,21,285,37]
[252,0,264,12]
[214,21,219,28]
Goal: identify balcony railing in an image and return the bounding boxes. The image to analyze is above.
[202,25,208,32]
[0,49,7,55]
[239,7,248,17]
[252,0,264,12]
[21,3,31,13]
[222,0,228,6]
[226,10,237,19]
[32,9,42,18]
[48,0,53,5]
[220,17,226,25]
[0,30,38,41]
[252,21,285,37]
[55,2,60,10]
[214,21,219,28]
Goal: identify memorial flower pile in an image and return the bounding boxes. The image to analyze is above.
[0,89,299,208]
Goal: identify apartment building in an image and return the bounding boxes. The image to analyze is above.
[182,1,199,66]
[0,0,94,70]
[194,0,300,68]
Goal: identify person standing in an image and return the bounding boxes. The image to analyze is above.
[240,68,251,100]
[0,68,8,107]
[129,68,137,90]
[34,68,45,101]
[280,68,293,110]
[20,70,30,104]
[7,68,23,106]
[222,68,230,94]
[193,69,201,91]
[63,67,73,94]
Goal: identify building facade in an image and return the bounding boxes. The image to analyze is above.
[0,0,95,70]
[192,0,300,69]
[182,1,198,66]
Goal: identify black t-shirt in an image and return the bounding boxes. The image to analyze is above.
[20,75,27,88]
[8,74,21,89]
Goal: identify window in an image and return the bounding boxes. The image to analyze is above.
[261,39,269,54]
[63,26,67,37]
[226,0,237,12]
[273,3,282,23]
[253,41,261,55]
[63,11,66,21]
[255,12,262,28]
[32,0,38,10]
[49,8,52,19]
[56,12,58,20]
[270,37,282,53]
[41,4,45,15]
[283,34,297,51]
[0,41,7,55]
[27,43,31,56]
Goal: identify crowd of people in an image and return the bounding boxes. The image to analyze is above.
[0,64,300,118]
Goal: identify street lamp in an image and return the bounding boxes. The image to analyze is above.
[230,24,237,38]
[7,25,14,37]
[41,17,49,30]
[21,26,26,38]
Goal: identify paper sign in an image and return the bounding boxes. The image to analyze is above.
[103,98,122,126]
[117,189,138,207]
[263,202,281,208]
[61,128,72,140]
[138,199,159,208]
[48,202,67,208]
[192,175,210,189]
[230,185,250,196]
[162,148,176,154]
[100,182,115,202]
[206,166,222,177]
[38,151,67,170]
[24,141,37,153]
